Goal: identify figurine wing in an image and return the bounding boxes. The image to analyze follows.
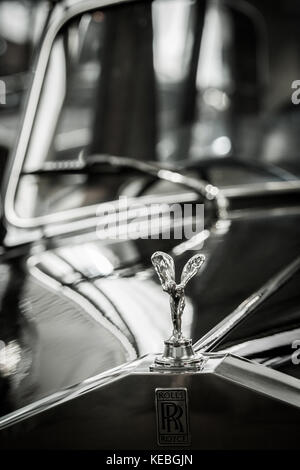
[180,254,205,287]
[151,251,175,291]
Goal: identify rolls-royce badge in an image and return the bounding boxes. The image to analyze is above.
[155,388,190,445]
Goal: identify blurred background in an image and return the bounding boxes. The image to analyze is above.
[2,0,300,205]
[0,1,50,175]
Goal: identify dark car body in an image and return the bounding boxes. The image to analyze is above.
[0,0,300,449]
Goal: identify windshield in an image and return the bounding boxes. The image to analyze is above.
[14,0,300,220]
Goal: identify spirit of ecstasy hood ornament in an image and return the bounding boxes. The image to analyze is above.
[150,251,205,372]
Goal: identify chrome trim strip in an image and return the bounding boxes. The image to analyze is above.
[214,354,300,409]
[194,255,300,353]
[218,328,300,357]
[42,192,200,236]
[228,206,300,220]
[222,180,300,198]
[0,354,151,431]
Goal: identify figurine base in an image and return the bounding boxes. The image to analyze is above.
[150,338,204,372]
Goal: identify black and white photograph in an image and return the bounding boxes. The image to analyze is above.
[0,0,300,458]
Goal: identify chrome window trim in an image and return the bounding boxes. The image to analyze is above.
[4,0,135,230]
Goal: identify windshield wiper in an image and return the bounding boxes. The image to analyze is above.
[22,154,228,218]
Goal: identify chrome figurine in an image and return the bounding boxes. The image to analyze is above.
[150,251,205,372]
